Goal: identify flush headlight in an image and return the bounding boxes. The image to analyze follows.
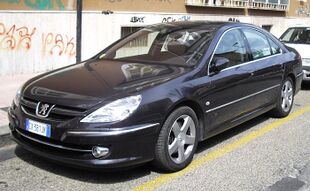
[81,95,142,123]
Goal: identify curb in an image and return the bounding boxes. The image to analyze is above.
[0,125,13,148]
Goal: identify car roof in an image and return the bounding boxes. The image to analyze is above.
[147,21,254,31]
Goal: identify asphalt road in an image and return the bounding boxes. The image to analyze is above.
[1,84,310,191]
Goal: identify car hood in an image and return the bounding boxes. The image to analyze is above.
[285,43,310,59]
[23,59,189,109]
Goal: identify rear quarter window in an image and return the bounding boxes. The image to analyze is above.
[268,39,282,55]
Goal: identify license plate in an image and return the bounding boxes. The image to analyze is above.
[25,119,51,138]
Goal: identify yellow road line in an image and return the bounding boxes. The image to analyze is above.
[133,105,310,191]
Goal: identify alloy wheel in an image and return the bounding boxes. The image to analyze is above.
[281,80,293,112]
[167,115,196,164]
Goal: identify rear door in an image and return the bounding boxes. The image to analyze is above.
[241,28,284,109]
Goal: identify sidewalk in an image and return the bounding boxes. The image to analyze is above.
[0,74,37,139]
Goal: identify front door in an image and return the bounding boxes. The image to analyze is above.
[199,29,256,137]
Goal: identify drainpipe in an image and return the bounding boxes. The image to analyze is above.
[76,0,83,63]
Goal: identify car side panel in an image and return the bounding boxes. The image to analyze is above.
[197,65,260,138]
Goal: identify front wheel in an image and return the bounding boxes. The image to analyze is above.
[153,106,199,172]
[270,77,294,118]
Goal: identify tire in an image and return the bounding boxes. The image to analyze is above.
[270,77,294,118]
[153,106,199,172]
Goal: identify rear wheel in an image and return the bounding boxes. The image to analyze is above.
[153,106,199,172]
[270,77,294,118]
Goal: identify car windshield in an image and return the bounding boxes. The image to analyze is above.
[97,24,217,66]
[280,27,310,44]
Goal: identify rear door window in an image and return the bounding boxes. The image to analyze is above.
[268,39,281,55]
[242,29,272,60]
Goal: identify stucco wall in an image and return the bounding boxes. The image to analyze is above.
[81,12,310,59]
[0,11,76,75]
[1,11,310,76]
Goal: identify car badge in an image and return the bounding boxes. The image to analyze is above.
[36,102,55,118]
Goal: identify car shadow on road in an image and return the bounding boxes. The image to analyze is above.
[196,114,270,154]
[13,113,271,182]
[301,82,310,90]
[14,146,152,184]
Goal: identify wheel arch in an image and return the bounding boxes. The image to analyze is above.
[165,99,205,141]
[287,73,296,92]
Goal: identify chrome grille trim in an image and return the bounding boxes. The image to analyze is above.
[20,96,86,120]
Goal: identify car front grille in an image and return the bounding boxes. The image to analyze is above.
[20,96,87,121]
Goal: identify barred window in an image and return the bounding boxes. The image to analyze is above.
[121,27,147,47]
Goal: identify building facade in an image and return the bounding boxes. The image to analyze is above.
[0,0,310,75]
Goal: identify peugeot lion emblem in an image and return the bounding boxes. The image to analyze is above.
[36,102,55,118]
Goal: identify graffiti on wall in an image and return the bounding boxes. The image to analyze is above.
[0,0,65,10]
[105,0,172,3]
[0,23,36,51]
[0,22,75,57]
[162,15,191,23]
[228,18,240,22]
[42,33,75,57]
[296,7,310,17]
[130,16,145,23]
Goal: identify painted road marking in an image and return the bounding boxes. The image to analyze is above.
[132,105,310,191]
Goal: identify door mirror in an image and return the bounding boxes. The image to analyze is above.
[210,57,230,74]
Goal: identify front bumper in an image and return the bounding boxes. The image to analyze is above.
[8,107,160,169]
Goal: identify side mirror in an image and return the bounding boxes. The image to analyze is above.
[210,57,230,74]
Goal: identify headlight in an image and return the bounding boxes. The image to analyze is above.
[13,87,22,106]
[302,58,310,66]
[81,95,142,123]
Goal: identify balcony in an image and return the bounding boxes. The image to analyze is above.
[185,0,289,11]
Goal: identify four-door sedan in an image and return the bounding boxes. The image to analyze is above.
[8,21,303,172]
[279,27,310,81]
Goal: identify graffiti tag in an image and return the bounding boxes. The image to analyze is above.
[296,7,310,16]
[0,22,36,50]
[228,18,240,22]
[130,16,145,23]
[0,22,75,57]
[162,16,191,23]
[0,0,65,10]
[42,33,75,57]
[106,0,172,3]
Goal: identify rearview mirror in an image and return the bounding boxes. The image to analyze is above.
[210,57,229,74]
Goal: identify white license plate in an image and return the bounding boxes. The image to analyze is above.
[25,119,51,138]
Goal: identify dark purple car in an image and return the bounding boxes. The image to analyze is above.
[8,21,302,172]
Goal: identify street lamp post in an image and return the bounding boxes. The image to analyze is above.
[76,0,83,63]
